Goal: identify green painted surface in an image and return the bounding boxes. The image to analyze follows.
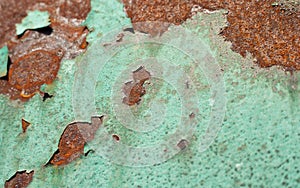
[1,1,300,188]
[16,10,50,35]
[0,45,8,77]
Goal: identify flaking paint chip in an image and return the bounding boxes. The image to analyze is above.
[16,10,51,36]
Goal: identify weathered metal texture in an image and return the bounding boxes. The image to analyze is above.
[123,0,300,70]
[0,1,300,188]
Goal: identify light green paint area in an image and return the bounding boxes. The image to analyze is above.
[1,1,300,188]
[16,10,50,35]
[83,0,131,43]
[0,45,8,77]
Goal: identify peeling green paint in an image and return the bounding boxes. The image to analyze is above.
[16,10,50,35]
[0,45,8,77]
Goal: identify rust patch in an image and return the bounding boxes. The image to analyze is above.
[123,0,300,70]
[0,0,91,101]
[9,50,61,94]
[46,116,103,166]
[21,119,31,133]
[122,0,195,36]
[122,66,151,106]
[59,0,91,20]
[5,170,34,188]
[221,1,300,70]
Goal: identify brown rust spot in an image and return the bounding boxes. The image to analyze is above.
[5,170,34,188]
[123,0,300,70]
[46,116,103,166]
[21,119,31,133]
[132,66,151,82]
[122,66,151,106]
[123,81,146,106]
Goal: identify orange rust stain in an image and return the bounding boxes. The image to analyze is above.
[47,116,103,166]
[79,37,88,49]
[122,66,151,106]
[9,50,61,90]
[21,119,31,133]
[0,50,61,101]
[48,124,85,166]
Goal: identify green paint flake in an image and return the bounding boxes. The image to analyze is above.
[16,10,50,35]
[0,45,8,77]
